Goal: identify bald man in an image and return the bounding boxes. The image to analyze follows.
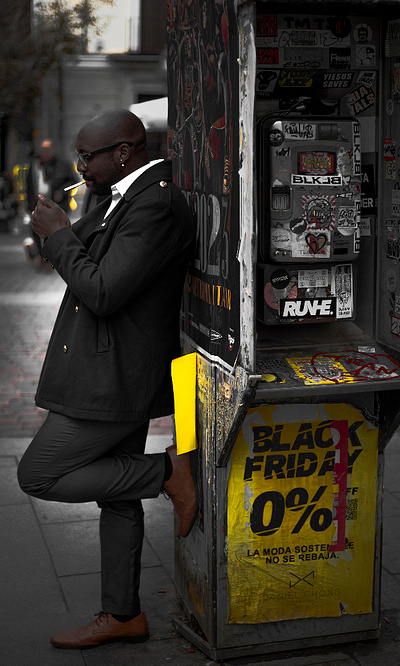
[18,109,196,649]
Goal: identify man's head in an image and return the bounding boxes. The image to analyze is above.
[76,109,149,196]
[39,140,56,164]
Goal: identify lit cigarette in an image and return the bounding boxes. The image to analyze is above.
[64,180,86,191]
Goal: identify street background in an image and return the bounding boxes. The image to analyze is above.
[0,230,400,665]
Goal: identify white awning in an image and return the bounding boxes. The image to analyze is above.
[129,97,168,131]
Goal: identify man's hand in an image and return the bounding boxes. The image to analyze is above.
[31,195,71,239]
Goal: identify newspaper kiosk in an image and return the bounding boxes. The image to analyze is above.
[167,0,400,659]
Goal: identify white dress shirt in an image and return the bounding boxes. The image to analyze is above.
[103,159,163,218]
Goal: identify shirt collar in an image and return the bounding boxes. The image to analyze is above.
[111,159,164,199]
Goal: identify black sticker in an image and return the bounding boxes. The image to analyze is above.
[271,268,291,290]
[269,128,285,146]
[327,16,352,39]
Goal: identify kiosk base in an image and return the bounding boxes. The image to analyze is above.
[172,615,380,661]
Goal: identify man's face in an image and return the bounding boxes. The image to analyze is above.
[39,141,55,163]
[76,127,121,196]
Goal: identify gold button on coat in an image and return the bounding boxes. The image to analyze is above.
[63,345,68,353]
[159,181,167,187]
[75,306,79,313]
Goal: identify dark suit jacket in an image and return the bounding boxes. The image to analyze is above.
[35,161,194,421]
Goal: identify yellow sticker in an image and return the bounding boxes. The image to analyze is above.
[287,357,355,385]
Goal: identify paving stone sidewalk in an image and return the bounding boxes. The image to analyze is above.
[1,232,400,665]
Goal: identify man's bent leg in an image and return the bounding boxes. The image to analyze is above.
[17,413,165,503]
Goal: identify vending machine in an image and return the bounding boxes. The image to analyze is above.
[167,0,400,660]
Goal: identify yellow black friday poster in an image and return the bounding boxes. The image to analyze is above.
[227,403,378,623]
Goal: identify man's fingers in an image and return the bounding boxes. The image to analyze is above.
[37,195,57,209]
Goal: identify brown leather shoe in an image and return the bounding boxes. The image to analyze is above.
[50,611,149,649]
[162,444,197,537]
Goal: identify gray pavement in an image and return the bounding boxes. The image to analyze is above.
[1,232,400,665]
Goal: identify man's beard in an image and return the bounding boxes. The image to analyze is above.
[86,178,112,196]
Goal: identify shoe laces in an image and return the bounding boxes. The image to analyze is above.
[93,611,109,627]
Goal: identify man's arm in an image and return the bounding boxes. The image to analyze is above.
[33,195,192,317]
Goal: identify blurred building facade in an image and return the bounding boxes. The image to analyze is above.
[34,0,168,164]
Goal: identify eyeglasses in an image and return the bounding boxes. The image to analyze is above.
[75,142,133,168]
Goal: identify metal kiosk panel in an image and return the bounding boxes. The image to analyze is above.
[168,0,400,659]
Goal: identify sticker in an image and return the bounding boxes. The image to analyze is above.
[271,229,291,247]
[294,233,331,259]
[270,268,291,290]
[393,64,400,102]
[337,207,358,235]
[305,233,328,255]
[354,23,373,43]
[357,71,376,88]
[288,30,317,47]
[384,138,396,160]
[256,70,279,96]
[290,217,307,235]
[333,264,353,319]
[391,314,400,337]
[283,121,315,140]
[336,149,352,182]
[302,195,336,230]
[299,152,335,174]
[387,99,394,116]
[386,161,396,181]
[392,190,400,217]
[264,282,298,311]
[278,69,315,89]
[349,86,376,115]
[356,45,376,67]
[352,122,362,175]
[280,297,335,320]
[387,237,400,260]
[395,295,400,316]
[269,128,285,146]
[293,174,342,186]
[283,47,324,68]
[328,15,352,39]
[322,72,353,88]
[328,48,351,69]
[256,14,277,37]
[361,165,376,214]
[386,20,400,57]
[275,146,291,158]
[387,268,397,293]
[298,269,329,289]
[359,217,371,236]
[257,47,279,65]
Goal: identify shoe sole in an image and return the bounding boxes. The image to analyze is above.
[50,632,150,649]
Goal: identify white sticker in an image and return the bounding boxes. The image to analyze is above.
[298,269,329,288]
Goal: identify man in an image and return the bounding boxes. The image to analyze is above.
[27,139,76,212]
[17,109,197,649]
[26,139,76,259]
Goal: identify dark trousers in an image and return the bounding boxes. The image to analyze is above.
[17,412,166,615]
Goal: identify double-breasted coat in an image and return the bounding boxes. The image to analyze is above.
[35,160,194,422]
